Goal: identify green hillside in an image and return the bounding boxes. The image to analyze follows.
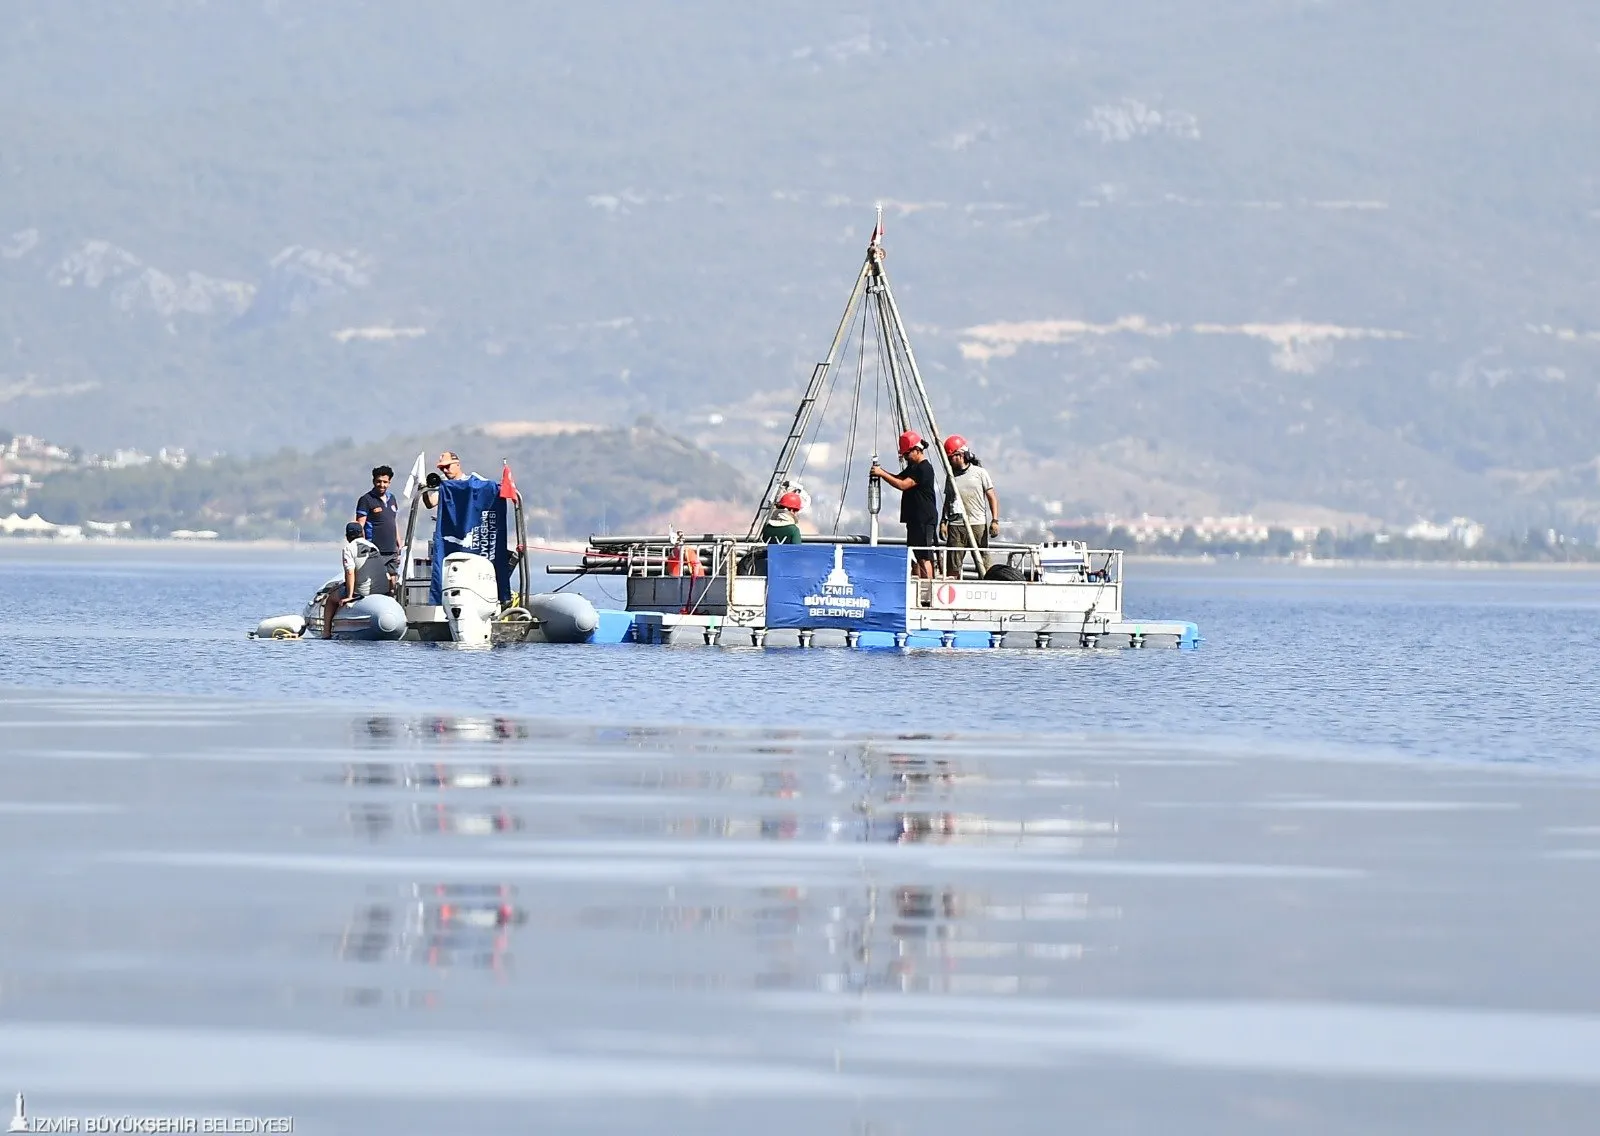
[25,425,752,540]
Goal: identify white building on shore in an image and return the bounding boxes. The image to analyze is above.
[1402,517,1484,548]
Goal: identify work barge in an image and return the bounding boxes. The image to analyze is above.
[554,534,1196,649]
[547,212,1200,651]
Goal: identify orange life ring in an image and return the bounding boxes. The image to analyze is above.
[666,546,704,577]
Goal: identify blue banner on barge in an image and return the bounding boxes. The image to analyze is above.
[765,544,908,633]
[429,476,513,605]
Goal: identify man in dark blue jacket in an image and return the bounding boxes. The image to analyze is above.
[870,430,940,580]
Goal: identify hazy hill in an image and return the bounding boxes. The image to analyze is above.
[1,0,1597,531]
[25,424,752,540]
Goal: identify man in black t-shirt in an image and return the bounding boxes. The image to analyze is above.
[870,430,940,579]
[354,465,401,595]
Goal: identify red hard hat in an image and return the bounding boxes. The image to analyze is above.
[897,429,924,455]
[777,491,803,511]
[943,434,967,457]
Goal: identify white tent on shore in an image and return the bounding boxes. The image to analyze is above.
[0,512,60,535]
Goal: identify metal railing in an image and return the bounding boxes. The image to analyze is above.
[555,535,1122,586]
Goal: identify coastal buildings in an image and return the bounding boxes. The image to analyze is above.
[1053,512,1493,550]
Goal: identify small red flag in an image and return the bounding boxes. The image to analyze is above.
[498,461,519,501]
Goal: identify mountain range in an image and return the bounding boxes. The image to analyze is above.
[1,0,1597,532]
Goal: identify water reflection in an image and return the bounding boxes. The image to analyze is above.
[358,714,532,746]
[16,685,1598,1132]
[878,753,963,800]
[815,882,1109,996]
[324,720,1121,1006]
[338,884,526,974]
[339,762,520,789]
[334,716,538,998]
[343,802,523,839]
[558,877,1115,998]
[766,750,1118,995]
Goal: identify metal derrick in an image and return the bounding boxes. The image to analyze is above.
[745,207,983,558]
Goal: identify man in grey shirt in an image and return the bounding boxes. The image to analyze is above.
[321,522,390,638]
[939,435,1001,577]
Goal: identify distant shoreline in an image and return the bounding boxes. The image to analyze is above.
[0,536,325,552]
[1,537,1596,570]
[1129,553,1600,571]
[0,536,593,554]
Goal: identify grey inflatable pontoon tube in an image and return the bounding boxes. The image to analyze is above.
[526,592,600,643]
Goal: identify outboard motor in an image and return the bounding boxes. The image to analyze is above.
[442,552,500,646]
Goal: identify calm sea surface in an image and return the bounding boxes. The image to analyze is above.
[1,545,1598,1133]
[2,544,1598,763]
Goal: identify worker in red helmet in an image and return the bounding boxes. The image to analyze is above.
[762,488,805,544]
[939,434,1001,577]
[870,429,940,579]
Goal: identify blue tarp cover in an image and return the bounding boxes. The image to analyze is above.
[765,543,908,632]
[429,476,513,605]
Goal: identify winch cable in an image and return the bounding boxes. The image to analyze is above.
[865,302,892,462]
[888,316,933,446]
[832,301,873,534]
[871,289,909,436]
[550,569,589,595]
[876,313,889,460]
[876,303,906,444]
[792,305,855,489]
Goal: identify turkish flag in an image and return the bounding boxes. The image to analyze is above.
[498,461,519,501]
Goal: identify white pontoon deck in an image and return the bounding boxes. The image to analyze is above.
[552,532,1195,648]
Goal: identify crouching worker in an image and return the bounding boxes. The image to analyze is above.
[322,522,389,639]
[763,488,806,544]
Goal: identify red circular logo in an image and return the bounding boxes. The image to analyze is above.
[936,584,958,605]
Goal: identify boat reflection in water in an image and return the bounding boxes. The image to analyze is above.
[815,883,1115,997]
[561,745,1121,997]
[7,693,1588,1130]
[341,762,520,791]
[342,801,523,840]
[357,714,533,747]
[335,714,535,1004]
[338,883,526,974]
[322,720,1120,1008]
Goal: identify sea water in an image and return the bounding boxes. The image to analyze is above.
[0,545,1597,1133]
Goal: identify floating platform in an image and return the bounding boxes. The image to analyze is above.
[626,611,1199,649]
[555,609,1199,650]
[489,606,636,647]
[544,538,1201,651]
